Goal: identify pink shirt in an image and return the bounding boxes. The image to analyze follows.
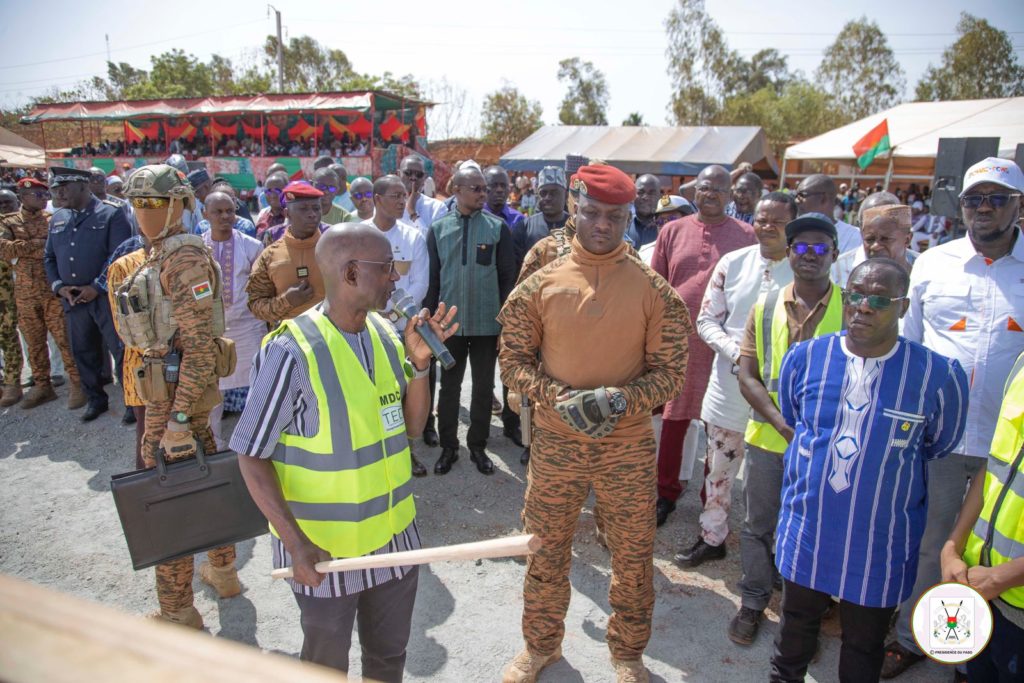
[652,214,756,420]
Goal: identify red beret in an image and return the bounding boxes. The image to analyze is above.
[570,165,636,205]
[16,177,48,190]
[283,181,323,202]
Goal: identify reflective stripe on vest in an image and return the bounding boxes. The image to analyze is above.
[963,357,1024,608]
[744,285,844,453]
[266,308,415,558]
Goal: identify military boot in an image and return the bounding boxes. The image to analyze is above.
[67,383,87,410]
[0,384,22,407]
[21,383,57,409]
[501,645,562,683]
[149,605,203,629]
[611,657,649,683]
[199,561,242,598]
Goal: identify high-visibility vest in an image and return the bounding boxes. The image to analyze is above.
[963,353,1024,608]
[266,308,416,558]
[744,285,844,453]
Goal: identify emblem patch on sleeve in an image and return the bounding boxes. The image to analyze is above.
[191,281,212,300]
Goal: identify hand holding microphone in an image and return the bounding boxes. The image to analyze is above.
[391,288,458,370]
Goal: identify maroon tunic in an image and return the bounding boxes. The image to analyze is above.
[651,214,755,421]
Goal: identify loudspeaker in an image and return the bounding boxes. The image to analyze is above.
[930,137,1000,218]
[1015,143,1024,171]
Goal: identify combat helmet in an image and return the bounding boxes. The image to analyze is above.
[126,164,195,240]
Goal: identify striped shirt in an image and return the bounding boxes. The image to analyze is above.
[228,317,421,597]
[776,333,969,607]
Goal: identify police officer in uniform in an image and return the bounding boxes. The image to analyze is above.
[44,167,132,421]
[116,164,241,627]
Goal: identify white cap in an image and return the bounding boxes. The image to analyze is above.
[911,200,924,211]
[961,157,1024,196]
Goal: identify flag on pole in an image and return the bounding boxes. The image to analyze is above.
[853,119,891,170]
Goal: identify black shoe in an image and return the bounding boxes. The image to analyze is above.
[503,425,524,448]
[422,426,439,447]
[655,497,676,527]
[81,402,108,422]
[434,448,458,475]
[674,538,727,568]
[410,454,427,477]
[520,447,530,466]
[469,448,494,475]
[728,606,763,646]
[121,406,137,425]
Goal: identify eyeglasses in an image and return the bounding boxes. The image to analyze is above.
[265,188,284,194]
[19,190,50,199]
[314,183,338,193]
[795,191,827,201]
[960,193,1020,209]
[842,290,907,310]
[351,259,397,275]
[130,197,171,209]
[458,184,486,194]
[352,191,374,200]
[790,242,832,256]
[401,170,425,179]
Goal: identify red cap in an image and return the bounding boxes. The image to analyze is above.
[16,177,48,190]
[570,165,636,205]
[283,181,323,202]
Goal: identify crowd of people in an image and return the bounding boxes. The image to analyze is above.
[0,150,1022,683]
[64,130,385,160]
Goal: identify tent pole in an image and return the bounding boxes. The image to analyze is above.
[779,151,787,188]
[261,112,266,157]
[883,150,896,191]
[369,92,376,158]
[40,123,48,162]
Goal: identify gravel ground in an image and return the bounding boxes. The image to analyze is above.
[0,378,949,682]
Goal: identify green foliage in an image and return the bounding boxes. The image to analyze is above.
[915,13,1024,101]
[717,81,845,153]
[481,85,543,147]
[815,18,905,120]
[556,58,609,125]
[664,0,732,124]
[622,112,646,126]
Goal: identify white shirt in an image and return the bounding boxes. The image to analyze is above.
[402,193,448,238]
[902,229,1024,457]
[698,244,794,432]
[832,246,917,288]
[363,218,429,330]
[835,219,863,254]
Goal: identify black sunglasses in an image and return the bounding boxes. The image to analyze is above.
[791,242,832,256]
[960,193,1020,209]
[352,191,374,200]
[314,183,338,193]
[402,170,425,179]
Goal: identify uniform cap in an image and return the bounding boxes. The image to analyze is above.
[960,157,1024,196]
[17,177,48,190]
[125,164,194,200]
[655,194,695,215]
[164,154,188,174]
[106,176,123,187]
[186,169,210,188]
[569,165,636,205]
[49,166,91,187]
[785,213,839,244]
[283,181,323,202]
[537,166,567,189]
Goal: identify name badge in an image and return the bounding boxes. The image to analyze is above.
[381,404,404,432]
[296,266,309,278]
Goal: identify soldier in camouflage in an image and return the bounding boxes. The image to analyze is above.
[0,178,84,409]
[120,164,241,628]
[498,165,689,683]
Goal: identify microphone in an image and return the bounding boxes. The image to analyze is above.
[390,288,456,370]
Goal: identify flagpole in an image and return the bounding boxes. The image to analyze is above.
[883,147,896,191]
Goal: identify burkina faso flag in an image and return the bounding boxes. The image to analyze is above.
[853,119,891,170]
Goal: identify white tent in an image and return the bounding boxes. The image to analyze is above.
[782,97,1024,183]
[0,126,45,168]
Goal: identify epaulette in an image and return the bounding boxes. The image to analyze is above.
[102,197,125,208]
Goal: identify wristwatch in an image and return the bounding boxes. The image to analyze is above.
[607,389,627,416]
[171,411,190,425]
[407,357,430,380]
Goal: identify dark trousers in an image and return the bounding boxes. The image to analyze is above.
[740,443,784,611]
[967,602,1024,682]
[437,335,497,450]
[771,579,894,683]
[423,359,437,434]
[501,384,520,432]
[64,296,123,406]
[656,417,693,501]
[293,567,419,683]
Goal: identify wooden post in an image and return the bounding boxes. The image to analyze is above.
[39,123,48,162]
[779,151,787,188]
[313,110,319,157]
[369,92,376,158]
[260,112,266,157]
[883,150,896,191]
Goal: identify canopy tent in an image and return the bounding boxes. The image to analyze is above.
[0,125,45,168]
[782,97,1024,183]
[500,125,778,176]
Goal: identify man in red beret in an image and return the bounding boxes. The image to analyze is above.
[0,178,83,409]
[246,182,327,323]
[498,164,690,683]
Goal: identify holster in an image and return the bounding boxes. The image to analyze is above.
[211,337,237,378]
[136,359,171,403]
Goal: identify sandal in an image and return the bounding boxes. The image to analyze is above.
[881,640,925,679]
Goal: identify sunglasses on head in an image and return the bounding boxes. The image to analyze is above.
[790,241,832,256]
[130,196,171,209]
[352,191,374,200]
[314,183,338,193]
[842,290,907,310]
[959,192,1020,209]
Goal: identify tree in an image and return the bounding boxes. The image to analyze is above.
[663,0,735,125]
[720,49,792,99]
[481,84,543,147]
[718,80,845,154]
[622,112,646,126]
[425,77,479,140]
[556,58,609,125]
[816,18,905,120]
[121,49,215,99]
[263,35,354,92]
[915,13,1024,101]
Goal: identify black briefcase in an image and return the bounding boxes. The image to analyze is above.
[110,444,268,570]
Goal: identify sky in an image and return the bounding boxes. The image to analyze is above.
[0,0,1021,138]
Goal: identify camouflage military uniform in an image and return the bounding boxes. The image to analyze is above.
[0,255,20,388]
[0,208,79,388]
[516,216,638,285]
[498,238,690,662]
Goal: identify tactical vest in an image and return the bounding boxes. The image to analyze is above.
[268,309,416,558]
[963,357,1024,608]
[114,233,225,350]
[744,285,844,453]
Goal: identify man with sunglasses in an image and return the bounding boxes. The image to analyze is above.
[725,172,763,225]
[43,166,132,421]
[400,155,447,237]
[315,167,355,226]
[350,177,375,222]
[794,174,862,254]
[255,172,289,240]
[883,157,1024,679]
[730,213,844,646]
[0,178,83,410]
[770,258,968,682]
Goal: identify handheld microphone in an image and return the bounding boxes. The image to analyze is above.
[390,288,456,370]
